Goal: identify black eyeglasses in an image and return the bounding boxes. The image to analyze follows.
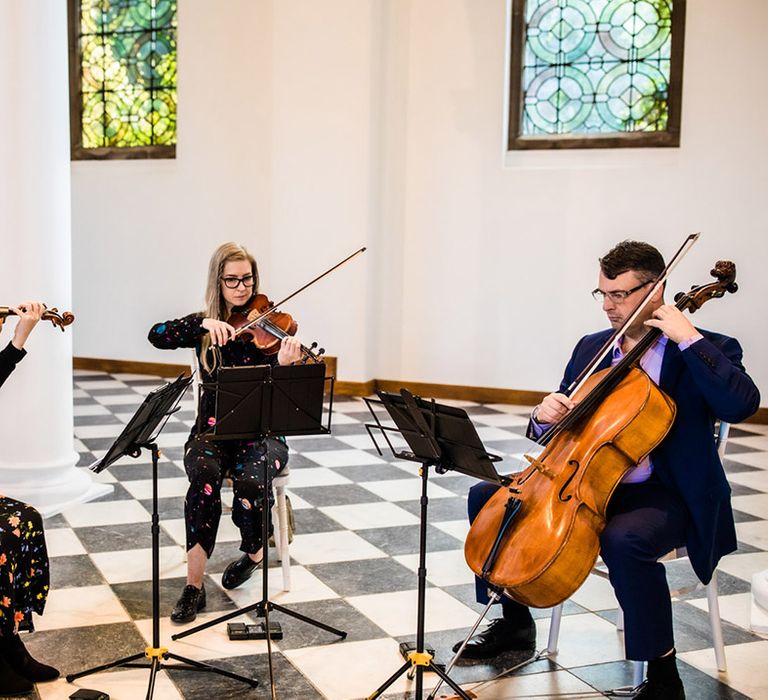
[591,280,652,303]
[220,275,255,289]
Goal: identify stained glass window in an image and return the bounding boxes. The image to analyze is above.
[69,0,177,159]
[508,0,685,150]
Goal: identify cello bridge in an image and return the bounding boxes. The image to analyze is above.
[524,453,555,480]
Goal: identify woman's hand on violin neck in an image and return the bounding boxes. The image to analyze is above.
[643,304,698,345]
[10,302,44,350]
[202,318,237,346]
[534,392,575,425]
[278,336,303,366]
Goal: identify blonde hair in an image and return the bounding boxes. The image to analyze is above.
[199,242,259,373]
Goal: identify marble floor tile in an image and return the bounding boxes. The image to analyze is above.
[395,549,476,587]
[359,477,456,502]
[62,498,151,527]
[289,530,387,565]
[282,466,352,488]
[35,584,131,631]
[319,501,419,530]
[220,564,339,607]
[346,588,479,636]
[283,637,415,699]
[90,545,188,584]
[302,448,387,467]
[45,527,87,557]
[680,640,768,699]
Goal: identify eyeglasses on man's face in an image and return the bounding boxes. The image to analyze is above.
[591,279,653,303]
[220,275,255,289]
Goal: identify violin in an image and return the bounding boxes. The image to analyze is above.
[0,305,75,331]
[463,255,739,609]
[227,293,325,364]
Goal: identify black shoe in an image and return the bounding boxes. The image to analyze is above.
[0,652,33,696]
[633,678,685,699]
[221,554,262,590]
[452,618,536,659]
[170,583,206,624]
[2,634,59,682]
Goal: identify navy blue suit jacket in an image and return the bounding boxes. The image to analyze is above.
[545,329,760,584]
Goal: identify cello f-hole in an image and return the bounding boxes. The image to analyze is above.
[558,460,580,502]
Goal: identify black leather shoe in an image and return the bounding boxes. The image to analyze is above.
[452,618,536,659]
[170,583,206,624]
[2,633,59,682]
[222,554,262,590]
[633,678,685,699]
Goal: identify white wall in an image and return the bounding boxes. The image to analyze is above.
[72,0,767,403]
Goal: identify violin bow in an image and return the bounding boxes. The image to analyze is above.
[232,246,367,338]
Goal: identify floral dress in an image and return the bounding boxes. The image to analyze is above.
[0,342,50,635]
[0,499,49,635]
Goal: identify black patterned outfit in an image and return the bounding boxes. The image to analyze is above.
[0,343,50,636]
[148,314,288,557]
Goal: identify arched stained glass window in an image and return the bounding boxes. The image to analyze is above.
[508,0,686,150]
[68,0,177,160]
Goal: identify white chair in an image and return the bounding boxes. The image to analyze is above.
[271,468,292,591]
[547,421,731,688]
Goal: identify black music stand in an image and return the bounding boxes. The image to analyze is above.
[66,374,260,698]
[364,389,507,700]
[171,362,346,695]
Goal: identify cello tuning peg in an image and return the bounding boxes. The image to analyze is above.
[317,348,325,356]
[310,341,318,350]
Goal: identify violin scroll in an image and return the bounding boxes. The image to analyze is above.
[42,308,76,331]
[0,305,75,332]
[674,261,737,313]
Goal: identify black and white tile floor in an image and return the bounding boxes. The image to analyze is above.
[20,370,768,699]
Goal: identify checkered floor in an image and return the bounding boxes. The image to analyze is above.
[19,370,768,699]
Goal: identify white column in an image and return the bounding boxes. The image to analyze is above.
[0,1,110,514]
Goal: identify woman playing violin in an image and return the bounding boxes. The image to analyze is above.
[458,241,759,700]
[0,302,60,694]
[148,243,302,624]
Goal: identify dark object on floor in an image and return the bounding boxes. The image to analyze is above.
[228,621,284,640]
[69,689,110,700]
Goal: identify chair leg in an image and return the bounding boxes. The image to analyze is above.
[274,484,291,591]
[633,660,646,688]
[616,605,625,631]
[547,604,563,655]
[706,571,727,672]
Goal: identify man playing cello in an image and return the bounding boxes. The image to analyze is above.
[456,241,760,700]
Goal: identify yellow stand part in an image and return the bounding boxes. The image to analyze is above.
[408,650,433,667]
[144,646,168,660]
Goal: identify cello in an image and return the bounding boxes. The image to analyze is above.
[463,259,739,609]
